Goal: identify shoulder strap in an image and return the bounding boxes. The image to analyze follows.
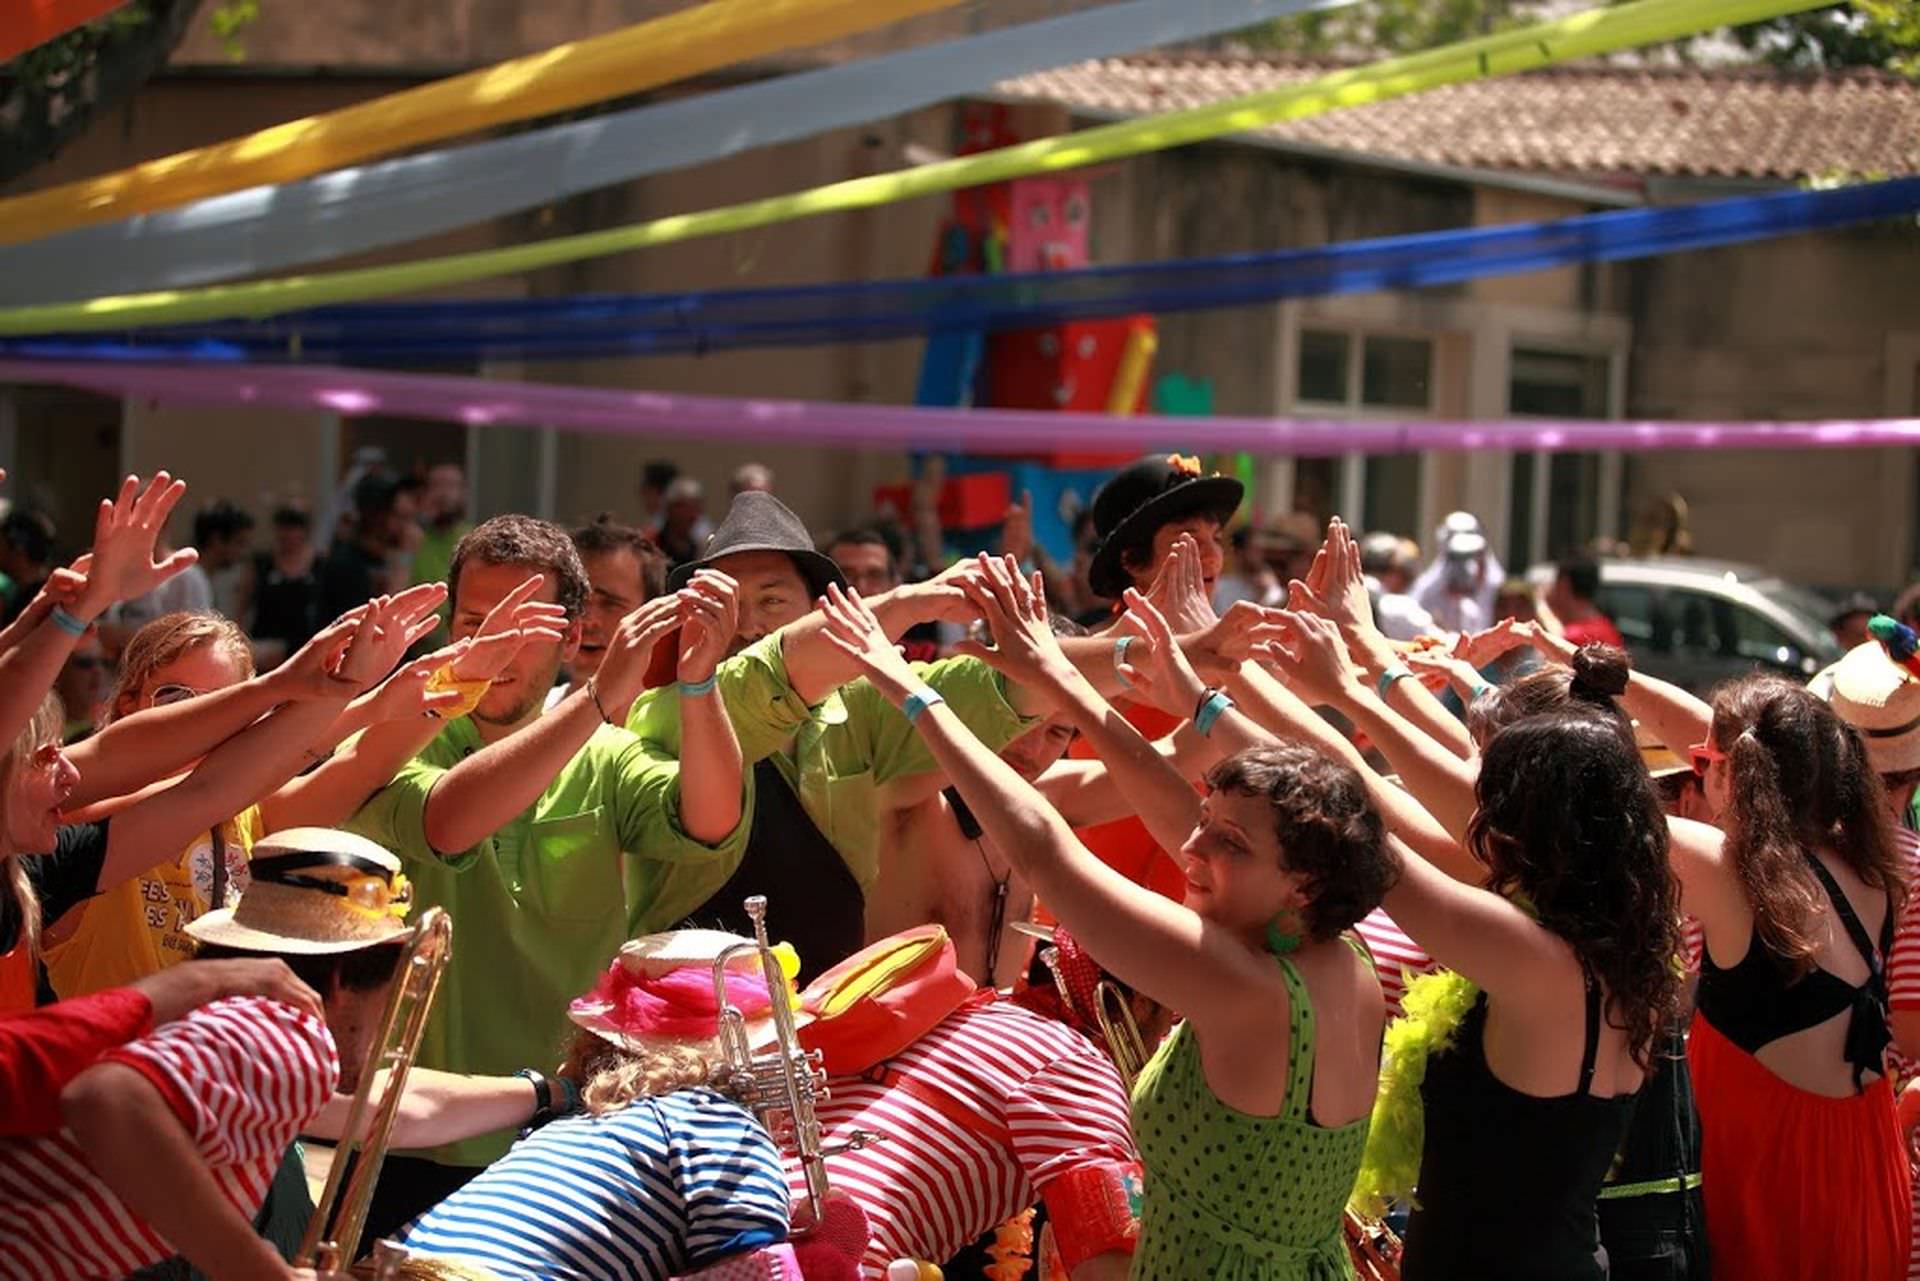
[1803,853,1884,973]
[1275,955,1316,1123]
[1577,968,1603,1098]
[210,824,228,911]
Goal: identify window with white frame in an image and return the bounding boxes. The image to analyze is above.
[1505,345,1620,570]
[1293,328,1434,536]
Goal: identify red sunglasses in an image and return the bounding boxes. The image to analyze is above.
[1688,740,1728,777]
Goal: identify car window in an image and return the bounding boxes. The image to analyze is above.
[1593,583,1656,645]
[1667,589,1722,658]
[1727,603,1808,666]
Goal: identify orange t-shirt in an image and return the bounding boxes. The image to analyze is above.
[1037,700,1191,928]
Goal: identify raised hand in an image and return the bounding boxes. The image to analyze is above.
[1137,533,1216,636]
[132,957,325,1026]
[362,640,474,723]
[270,608,366,701]
[449,574,570,683]
[678,570,740,684]
[1256,610,1365,709]
[950,554,1070,689]
[1181,599,1290,682]
[1288,517,1376,637]
[817,583,921,704]
[72,473,199,620]
[333,588,450,694]
[1453,618,1528,670]
[593,593,687,710]
[1116,588,1209,721]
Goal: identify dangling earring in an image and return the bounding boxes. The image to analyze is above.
[1265,914,1302,956]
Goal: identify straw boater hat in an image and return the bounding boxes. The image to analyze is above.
[1828,639,1920,775]
[184,828,415,955]
[567,928,802,1059]
[1086,454,1244,599]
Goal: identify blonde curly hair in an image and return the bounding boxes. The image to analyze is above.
[559,1028,721,1116]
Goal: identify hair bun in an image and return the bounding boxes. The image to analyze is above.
[1570,645,1631,702]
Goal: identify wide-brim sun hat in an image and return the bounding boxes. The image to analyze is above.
[567,927,804,1059]
[183,827,415,955]
[1828,638,1920,775]
[1086,454,1244,599]
[666,490,847,601]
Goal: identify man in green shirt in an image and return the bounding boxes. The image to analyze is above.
[625,491,1046,975]
[347,514,749,1233]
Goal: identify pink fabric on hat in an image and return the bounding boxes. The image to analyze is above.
[572,966,774,1041]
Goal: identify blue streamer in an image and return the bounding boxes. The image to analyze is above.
[8,177,1916,364]
[0,0,1357,306]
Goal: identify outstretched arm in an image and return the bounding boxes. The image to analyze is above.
[671,572,745,845]
[813,572,1282,1034]
[421,592,684,855]
[1262,610,1484,875]
[0,474,198,763]
[97,595,440,893]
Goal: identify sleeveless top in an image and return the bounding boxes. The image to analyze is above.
[1405,972,1639,1281]
[679,760,865,982]
[1128,936,1372,1281]
[1695,851,1893,1091]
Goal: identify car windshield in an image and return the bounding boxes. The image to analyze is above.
[1750,579,1845,662]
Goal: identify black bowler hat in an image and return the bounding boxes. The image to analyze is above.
[667,491,846,600]
[1087,454,1244,599]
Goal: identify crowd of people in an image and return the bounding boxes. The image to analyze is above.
[0,448,1914,1281]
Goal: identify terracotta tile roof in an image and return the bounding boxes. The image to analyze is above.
[992,56,1920,181]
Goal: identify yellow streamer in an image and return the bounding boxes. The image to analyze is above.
[0,0,1826,335]
[0,0,967,247]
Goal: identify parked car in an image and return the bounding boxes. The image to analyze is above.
[1526,557,1843,694]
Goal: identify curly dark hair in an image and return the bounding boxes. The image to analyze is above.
[1468,644,1633,748]
[1468,710,1683,1069]
[448,514,590,620]
[1205,745,1396,942]
[1710,675,1907,978]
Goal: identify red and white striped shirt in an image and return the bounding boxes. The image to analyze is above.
[1353,910,1439,1022]
[793,999,1137,1279]
[0,996,337,1281]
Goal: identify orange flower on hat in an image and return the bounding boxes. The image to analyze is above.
[1166,453,1202,477]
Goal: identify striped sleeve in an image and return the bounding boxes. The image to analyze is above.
[1887,830,1920,1013]
[101,996,338,1165]
[1006,1046,1138,1193]
[670,1094,791,1268]
[1353,910,1437,1022]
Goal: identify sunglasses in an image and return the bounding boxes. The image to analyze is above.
[150,684,202,707]
[1688,740,1728,777]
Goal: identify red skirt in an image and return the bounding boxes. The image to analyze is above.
[1691,1012,1911,1281]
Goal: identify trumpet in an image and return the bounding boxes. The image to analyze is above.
[711,895,879,1235]
[297,907,453,1278]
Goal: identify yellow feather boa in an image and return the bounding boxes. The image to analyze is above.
[1349,968,1481,1217]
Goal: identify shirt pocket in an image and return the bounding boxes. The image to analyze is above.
[523,807,618,924]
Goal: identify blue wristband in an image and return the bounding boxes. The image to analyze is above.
[1193,689,1234,738]
[1376,665,1414,700]
[678,675,718,698]
[1113,635,1135,688]
[1467,679,1494,702]
[49,606,87,637]
[904,687,946,724]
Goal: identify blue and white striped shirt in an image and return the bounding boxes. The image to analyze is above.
[397,1087,789,1280]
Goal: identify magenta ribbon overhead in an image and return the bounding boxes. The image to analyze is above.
[5,359,1918,456]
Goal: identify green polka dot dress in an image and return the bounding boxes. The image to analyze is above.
[1127,945,1368,1281]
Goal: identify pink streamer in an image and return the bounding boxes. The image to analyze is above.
[5,359,1918,456]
